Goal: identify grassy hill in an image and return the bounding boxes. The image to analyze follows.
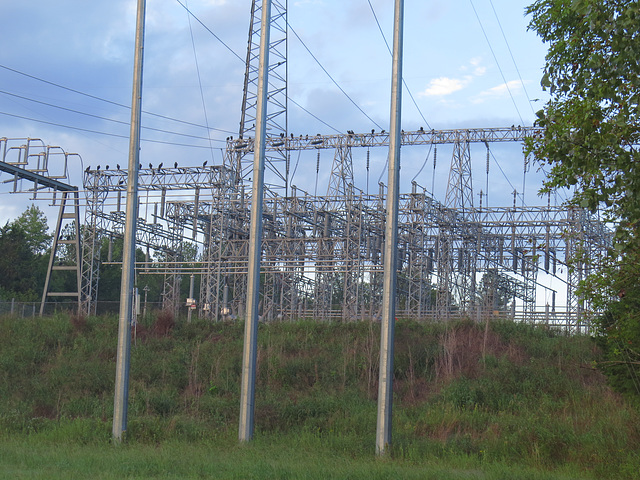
[0,313,638,479]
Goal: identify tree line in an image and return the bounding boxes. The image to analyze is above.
[0,205,188,308]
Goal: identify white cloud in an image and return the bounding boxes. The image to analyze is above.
[460,57,486,76]
[473,66,487,76]
[490,80,522,95]
[420,58,488,98]
[419,76,471,97]
[481,80,522,97]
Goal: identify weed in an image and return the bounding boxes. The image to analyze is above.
[153,309,175,336]
[0,314,638,478]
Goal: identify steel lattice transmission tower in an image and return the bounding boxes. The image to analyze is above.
[437,134,478,318]
[231,0,288,191]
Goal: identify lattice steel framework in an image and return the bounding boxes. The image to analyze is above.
[76,127,613,332]
[0,137,83,315]
[0,129,613,332]
[233,0,288,191]
[0,7,613,332]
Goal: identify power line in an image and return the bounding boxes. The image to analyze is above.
[0,75,339,144]
[0,90,221,142]
[365,0,432,131]
[487,0,537,117]
[174,0,245,63]
[468,0,526,126]
[175,2,345,136]
[185,0,217,162]
[288,24,384,131]
[0,13,350,142]
[288,97,341,134]
[0,63,236,134]
[0,111,225,148]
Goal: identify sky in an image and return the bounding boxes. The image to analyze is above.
[0,0,552,225]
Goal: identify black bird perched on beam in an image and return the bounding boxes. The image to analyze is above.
[96,165,100,171]
[149,163,153,169]
[85,166,90,173]
[106,165,109,170]
[158,162,163,170]
[203,160,208,167]
[117,164,120,170]
[174,162,178,169]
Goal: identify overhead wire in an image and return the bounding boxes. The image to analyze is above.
[288,24,384,131]
[468,0,526,126]
[0,111,225,148]
[487,0,537,117]
[0,63,236,135]
[365,0,432,131]
[176,0,343,135]
[0,90,224,143]
[174,0,245,63]
[185,0,217,162]
[411,144,434,182]
[1,6,366,145]
[488,147,523,206]
[288,97,341,134]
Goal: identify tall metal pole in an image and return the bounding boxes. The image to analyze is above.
[187,274,195,323]
[376,0,404,456]
[239,0,271,442]
[113,0,146,443]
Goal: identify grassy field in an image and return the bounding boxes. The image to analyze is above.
[0,433,604,480]
[0,313,638,479]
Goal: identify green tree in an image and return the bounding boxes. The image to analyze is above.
[0,206,51,301]
[13,204,52,254]
[526,0,640,394]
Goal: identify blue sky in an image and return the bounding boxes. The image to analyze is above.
[0,0,551,224]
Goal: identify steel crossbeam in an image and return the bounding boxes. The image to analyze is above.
[227,126,542,154]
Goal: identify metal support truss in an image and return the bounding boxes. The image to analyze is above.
[236,0,288,191]
[0,137,82,314]
[40,190,82,314]
[77,126,612,330]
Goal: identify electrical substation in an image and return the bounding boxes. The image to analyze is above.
[0,1,612,333]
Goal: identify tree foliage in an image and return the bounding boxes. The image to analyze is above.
[13,204,52,255]
[0,206,51,301]
[526,0,640,395]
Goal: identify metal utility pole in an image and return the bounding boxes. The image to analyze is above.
[113,0,146,443]
[187,274,195,323]
[376,0,404,456]
[239,0,271,442]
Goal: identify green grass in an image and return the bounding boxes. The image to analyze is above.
[0,431,604,480]
[0,313,639,479]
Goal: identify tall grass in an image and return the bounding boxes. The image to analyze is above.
[0,313,638,478]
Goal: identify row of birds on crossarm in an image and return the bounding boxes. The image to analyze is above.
[84,160,214,174]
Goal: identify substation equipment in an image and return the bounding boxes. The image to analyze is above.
[79,126,610,332]
[0,0,611,331]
